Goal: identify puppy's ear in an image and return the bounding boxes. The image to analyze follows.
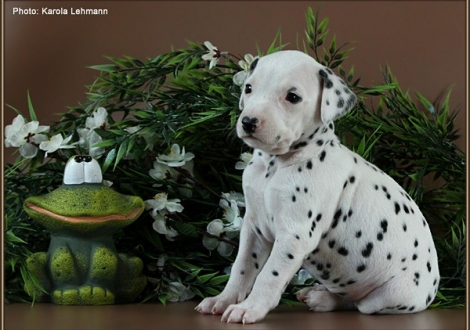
[318,68,356,123]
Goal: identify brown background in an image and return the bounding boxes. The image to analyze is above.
[4,1,467,164]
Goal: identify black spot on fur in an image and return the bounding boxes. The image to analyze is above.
[319,69,328,78]
[362,242,374,258]
[337,98,345,108]
[357,264,366,273]
[394,202,401,214]
[337,247,349,256]
[356,231,362,238]
[272,270,279,276]
[319,151,326,162]
[293,141,308,150]
[403,224,408,232]
[387,253,392,260]
[427,262,432,272]
[328,239,336,248]
[306,160,313,169]
[316,139,324,146]
[412,254,418,261]
[377,232,384,241]
[316,213,322,222]
[287,253,294,259]
[414,239,419,248]
[380,219,388,233]
[252,252,257,259]
[332,209,342,228]
[404,204,410,214]
[292,195,296,202]
[256,226,262,235]
[308,210,313,218]
[321,271,330,280]
[240,270,245,275]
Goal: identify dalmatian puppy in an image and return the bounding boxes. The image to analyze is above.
[195,50,440,324]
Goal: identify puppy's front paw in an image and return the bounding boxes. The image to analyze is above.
[221,302,268,324]
[195,293,238,315]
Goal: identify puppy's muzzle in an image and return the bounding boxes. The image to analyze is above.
[242,116,259,134]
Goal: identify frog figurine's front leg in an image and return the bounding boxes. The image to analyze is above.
[49,238,117,305]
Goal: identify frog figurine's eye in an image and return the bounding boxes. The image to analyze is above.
[63,155,103,185]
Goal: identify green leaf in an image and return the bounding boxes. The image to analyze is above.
[102,148,116,173]
[114,139,129,170]
[329,35,337,55]
[415,91,435,114]
[316,17,329,34]
[208,274,230,286]
[27,91,37,121]
[5,230,27,244]
[90,139,116,149]
[197,272,217,284]
[88,64,120,72]
[316,31,329,47]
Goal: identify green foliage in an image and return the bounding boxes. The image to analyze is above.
[4,7,465,307]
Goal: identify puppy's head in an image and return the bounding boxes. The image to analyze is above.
[237,50,356,155]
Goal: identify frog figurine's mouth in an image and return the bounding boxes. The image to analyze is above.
[25,203,143,223]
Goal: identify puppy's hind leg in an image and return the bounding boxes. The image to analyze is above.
[356,276,432,314]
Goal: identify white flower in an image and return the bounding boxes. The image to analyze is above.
[156,144,195,168]
[219,199,243,231]
[77,128,105,158]
[202,41,226,69]
[290,269,314,285]
[202,219,234,257]
[166,282,196,302]
[4,114,49,158]
[102,180,113,187]
[221,191,245,208]
[152,211,179,241]
[149,161,177,182]
[235,152,253,170]
[39,134,75,156]
[86,107,109,130]
[145,193,183,241]
[145,193,184,213]
[233,54,259,86]
[75,107,109,158]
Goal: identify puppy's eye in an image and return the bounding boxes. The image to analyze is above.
[286,92,302,104]
[245,84,252,94]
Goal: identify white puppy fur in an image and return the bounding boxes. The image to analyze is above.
[195,50,439,324]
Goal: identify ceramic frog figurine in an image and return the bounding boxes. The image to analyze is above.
[23,155,147,305]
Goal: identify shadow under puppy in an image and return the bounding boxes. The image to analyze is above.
[196,50,440,324]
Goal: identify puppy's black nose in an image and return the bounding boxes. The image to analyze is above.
[242,116,259,134]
